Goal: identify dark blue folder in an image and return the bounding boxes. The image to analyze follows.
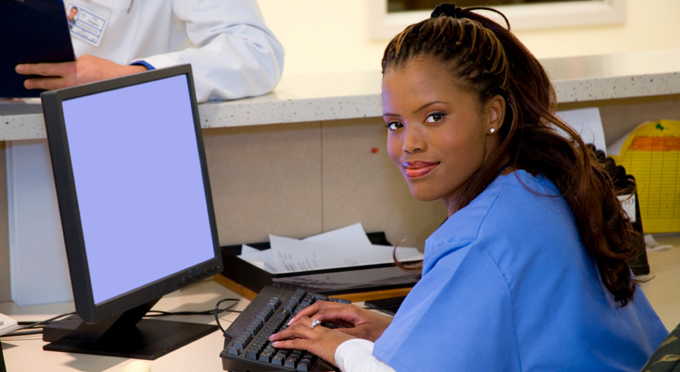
[0,0,75,98]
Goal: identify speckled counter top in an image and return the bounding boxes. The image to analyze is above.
[2,49,680,141]
[545,49,680,102]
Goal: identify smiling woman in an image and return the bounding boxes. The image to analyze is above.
[268,4,667,372]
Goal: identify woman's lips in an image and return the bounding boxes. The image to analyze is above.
[403,161,439,178]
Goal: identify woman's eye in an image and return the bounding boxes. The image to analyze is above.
[386,121,403,130]
[425,113,445,123]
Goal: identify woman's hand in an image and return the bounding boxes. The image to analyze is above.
[269,316,354,367]
[16,55,147,90]
[288,301,392,342]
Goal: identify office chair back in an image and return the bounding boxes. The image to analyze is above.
[640,323,680,372]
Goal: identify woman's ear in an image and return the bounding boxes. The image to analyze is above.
[485,95,506,134]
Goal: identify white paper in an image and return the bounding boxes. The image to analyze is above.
[270,235,356,272]
[644,234,672,252]
[243,260,267,270]
[237,223,423,274]
[617,195,637,222]
[240,244,261,256]
[556,108,606,154]
[238,245,276,272]
[303,223,372,246]
[271,234,423,273]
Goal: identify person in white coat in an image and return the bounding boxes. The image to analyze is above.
[6,1,284,310]
[16,0,284,102]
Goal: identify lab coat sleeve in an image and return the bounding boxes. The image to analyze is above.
[134,0,284,102]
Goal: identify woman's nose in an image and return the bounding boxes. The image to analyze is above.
[403,125,425,153]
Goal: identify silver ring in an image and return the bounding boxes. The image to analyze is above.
[309,319,321,329]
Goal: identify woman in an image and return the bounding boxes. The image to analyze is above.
[270,4,668,371]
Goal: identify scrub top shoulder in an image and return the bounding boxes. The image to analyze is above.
[373,170,668,372]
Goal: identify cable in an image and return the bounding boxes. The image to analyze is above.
[1,312,76,338]
[144,298,241,319]
[214,298,241,333]
[15,312,75,331]
[143,297,241,333]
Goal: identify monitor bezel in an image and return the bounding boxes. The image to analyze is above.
[41,65,222,324]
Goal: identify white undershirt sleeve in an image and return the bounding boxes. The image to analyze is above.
[335,339,396,372]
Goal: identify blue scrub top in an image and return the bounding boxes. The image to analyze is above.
[373,170,668,372]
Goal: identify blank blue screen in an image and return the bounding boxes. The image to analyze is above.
[61,75,215,305]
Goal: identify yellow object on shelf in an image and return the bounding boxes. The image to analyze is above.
[610,120,680,233]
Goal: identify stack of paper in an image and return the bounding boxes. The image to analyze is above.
[238,223,423,274]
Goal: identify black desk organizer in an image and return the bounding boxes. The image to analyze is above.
[0,335,6,372]
[593,147,650,276]
[219,232,422,295]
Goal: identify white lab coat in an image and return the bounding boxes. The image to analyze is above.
[69,0,284,102]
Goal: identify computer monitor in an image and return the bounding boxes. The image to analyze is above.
[40,65,222,359]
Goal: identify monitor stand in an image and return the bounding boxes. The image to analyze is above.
[43,300,218,360]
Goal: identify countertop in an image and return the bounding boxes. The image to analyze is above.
[2,49,680,141]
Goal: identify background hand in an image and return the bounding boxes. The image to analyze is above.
[16,55,147,91]
[289,301,392,342]
[270,316,354,366]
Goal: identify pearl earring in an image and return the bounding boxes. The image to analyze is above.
[489,128,496,134]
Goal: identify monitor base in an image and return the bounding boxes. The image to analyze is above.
[43,317,218,360]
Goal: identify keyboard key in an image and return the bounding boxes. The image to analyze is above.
[251,342,265,353]
[265,297,281,309]
[271,354,285,366]
[237,332,252,342]
[297,359,311,371]
[276,309,290,319]
[283,299,298,312]
[232,338,248,349]
[244,348,258,360]
[275,350,289,361]
[313,294,328,301]
[285,355,299,369]
[244,320,263,336]
[264,324,278,334]
[259,351,273,363]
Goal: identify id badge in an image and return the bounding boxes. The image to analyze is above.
[65,1,111,47]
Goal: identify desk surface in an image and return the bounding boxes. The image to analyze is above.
[2,244,680,372]
[0,280,243,372]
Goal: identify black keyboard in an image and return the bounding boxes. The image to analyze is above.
[220,286,349,372]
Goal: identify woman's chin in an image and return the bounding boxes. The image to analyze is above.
[408,187,442,202]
